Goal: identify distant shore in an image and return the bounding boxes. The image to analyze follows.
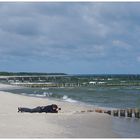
[0,83,119,138]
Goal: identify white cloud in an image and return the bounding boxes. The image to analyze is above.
[112,40,132,50]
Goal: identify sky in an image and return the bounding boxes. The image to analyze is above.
[0,2,140,74]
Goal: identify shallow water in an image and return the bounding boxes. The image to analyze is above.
[112,117,140,137]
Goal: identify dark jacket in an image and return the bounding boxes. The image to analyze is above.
[41,104,58,113]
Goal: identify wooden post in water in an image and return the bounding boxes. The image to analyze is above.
[87,109,94,112]
[113,110,119,117]
[95,109,103,113]
[134,109,140,118]
[120,110,126,117]
[127,109,133,118]
[104,110,111,115]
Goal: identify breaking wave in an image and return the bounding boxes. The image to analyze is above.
[20,92,78,103]
[62,95,77,103]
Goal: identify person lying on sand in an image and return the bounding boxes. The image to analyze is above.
[18,104,61,113]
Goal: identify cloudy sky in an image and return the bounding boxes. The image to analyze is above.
[0,2,140,74]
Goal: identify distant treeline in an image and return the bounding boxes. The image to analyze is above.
[0,72,67,76]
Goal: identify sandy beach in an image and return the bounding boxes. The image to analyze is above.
[0,83,119,138]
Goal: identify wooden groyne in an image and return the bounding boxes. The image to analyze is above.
[78,108,140,119]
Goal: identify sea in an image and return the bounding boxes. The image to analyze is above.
[0,74,140,137]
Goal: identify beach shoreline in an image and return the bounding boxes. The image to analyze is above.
[0,83,119,138]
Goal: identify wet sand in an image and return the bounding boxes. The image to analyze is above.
[0,83,119,138]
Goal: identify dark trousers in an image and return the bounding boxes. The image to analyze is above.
[20,106,42,113]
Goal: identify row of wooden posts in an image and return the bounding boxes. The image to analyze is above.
[105,109,140,118]
[80,108,140,119]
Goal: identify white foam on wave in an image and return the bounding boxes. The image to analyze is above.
[43,92,53,97]
[21,92,52,98]
[62,95,77,103]
[30,92,53,97]
[107,78,113,80]
[34,94,45,97]
[42,87,49,90]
